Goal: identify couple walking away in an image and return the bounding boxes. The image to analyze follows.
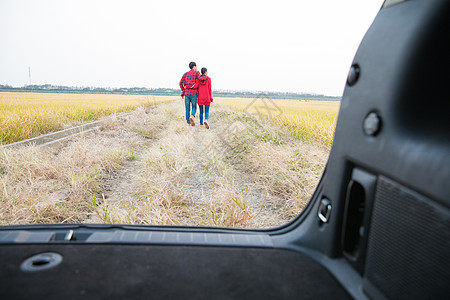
[179,61,213,129]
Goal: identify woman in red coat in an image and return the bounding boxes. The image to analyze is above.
[194,67,213,129]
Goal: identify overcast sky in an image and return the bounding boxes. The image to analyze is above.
[0,0,384,96]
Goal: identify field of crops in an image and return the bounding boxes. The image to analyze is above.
[215,97,340,148]
[1,93,340,148]
[0,92,175,145]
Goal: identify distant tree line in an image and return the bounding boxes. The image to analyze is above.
[0,84,341,101]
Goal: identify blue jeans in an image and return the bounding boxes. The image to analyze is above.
[184,94,197,123]
[199,105,210,125]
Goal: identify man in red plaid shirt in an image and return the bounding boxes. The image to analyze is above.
[180,61,201,126]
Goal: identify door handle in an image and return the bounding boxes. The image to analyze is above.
[318,198,332,223]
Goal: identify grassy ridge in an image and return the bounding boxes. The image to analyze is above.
[215,97,340,148]
[0,92,175,145]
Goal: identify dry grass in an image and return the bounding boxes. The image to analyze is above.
[211,106,328,219]
[0,92,175,145]
[0,106,153,225]
[0,137,133,224]
[0,99,330,228]
[88,106,263,228]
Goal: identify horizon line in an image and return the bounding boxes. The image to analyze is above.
[0,83,342,98]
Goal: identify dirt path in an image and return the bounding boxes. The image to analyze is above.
[85,101,328,227]
[1,100,328,228]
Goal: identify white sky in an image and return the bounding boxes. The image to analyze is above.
[0,0,384,96]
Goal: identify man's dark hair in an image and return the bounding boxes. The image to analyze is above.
[201,67,207,75]
[189,62,196,69]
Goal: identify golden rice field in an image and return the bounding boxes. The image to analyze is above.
[0,92,176,145]
[0,93,340,148]
[215,97,340,148]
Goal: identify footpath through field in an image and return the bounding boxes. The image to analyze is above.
[0,100,328,228]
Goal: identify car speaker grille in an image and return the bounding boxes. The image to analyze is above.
[365,176,450,299]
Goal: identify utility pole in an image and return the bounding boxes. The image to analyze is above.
[28,66,31,85]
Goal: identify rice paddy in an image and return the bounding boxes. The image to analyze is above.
[0,92,175,145]
[215,97,340,149]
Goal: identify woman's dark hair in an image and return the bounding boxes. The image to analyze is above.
[189,62,196,69]
[201,67,207,75]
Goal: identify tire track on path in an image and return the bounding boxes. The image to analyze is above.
[180,103,288,227]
